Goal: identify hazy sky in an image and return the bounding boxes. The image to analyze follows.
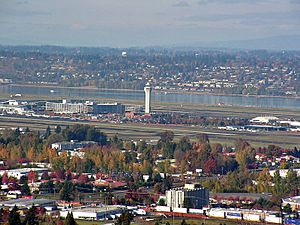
[0,0,300,47]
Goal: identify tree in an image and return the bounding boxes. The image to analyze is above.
[235,144,255,170]
[55,125,62,134]
[39,180,54,194]
[285,169,299,195]
[20,175,28,184]
[0,208,3,222]
[257,168,272,193]
[47,133,65,145]
[2,172,8,184]
[196,133,209,144]
[24,205,38,225]
[181,219,189,225]
[115,211,134,225]
[64,212,77,225]
[60,180,74,202]
[211,143,223,156]
[159,131,174,143]
[204,159,217,174]
[21,181,31,196]
[176,136,191,152]
[41,171,50,180]
[154,183,163,194]
[110,134,123,149]
[44,126,51,139]
[28,170,37,183]
[9,205,21,225]
[283,203,292,214]
[273,170,284,197]
[158,198,166,206]
[153,173,163,183]
[137,140,147,153]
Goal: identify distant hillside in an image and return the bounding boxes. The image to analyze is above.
[197,35,300,51]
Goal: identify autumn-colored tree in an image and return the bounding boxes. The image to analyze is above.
[204,159,217,174]
[2,172,8,184]
[28,170,37,183]
[257,168,272,193]
[235,140,255,170]
[77,174,88,184]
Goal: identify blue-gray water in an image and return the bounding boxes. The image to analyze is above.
[1,85,300,110]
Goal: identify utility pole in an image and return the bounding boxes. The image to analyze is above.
[171,190,174,225]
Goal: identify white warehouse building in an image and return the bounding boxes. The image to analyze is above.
[60,206,123,221]
[0,168,49,180]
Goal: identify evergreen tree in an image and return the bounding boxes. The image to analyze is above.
[21,181,31,196]
[60,180,74,202]
[24,205,38,225]
[55,125,62,134]
[0,208,3,222]
[20,175,28,184]
[9,205,21,225]
[115,211,134,225]
[64,212,77,225]
[14,128,21,138]
[273,170,284,197]
[180,219,189,225]
[44,126,51,139]
[283,203,292,214]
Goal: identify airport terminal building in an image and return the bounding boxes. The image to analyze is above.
[92,103,125,114]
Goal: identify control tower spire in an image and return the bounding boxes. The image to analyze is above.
[144,82,151,114]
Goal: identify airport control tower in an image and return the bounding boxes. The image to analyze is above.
[144,82,151,114]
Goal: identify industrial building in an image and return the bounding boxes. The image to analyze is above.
[0,100,28,114]
[208,208,282,223]
[60,206,123,220]
[250,116,279,124]
[51,141,97,151]
[0,198,56,209]
[166,184,209,209]
[0,168,49,180]
[92,103,125,114]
